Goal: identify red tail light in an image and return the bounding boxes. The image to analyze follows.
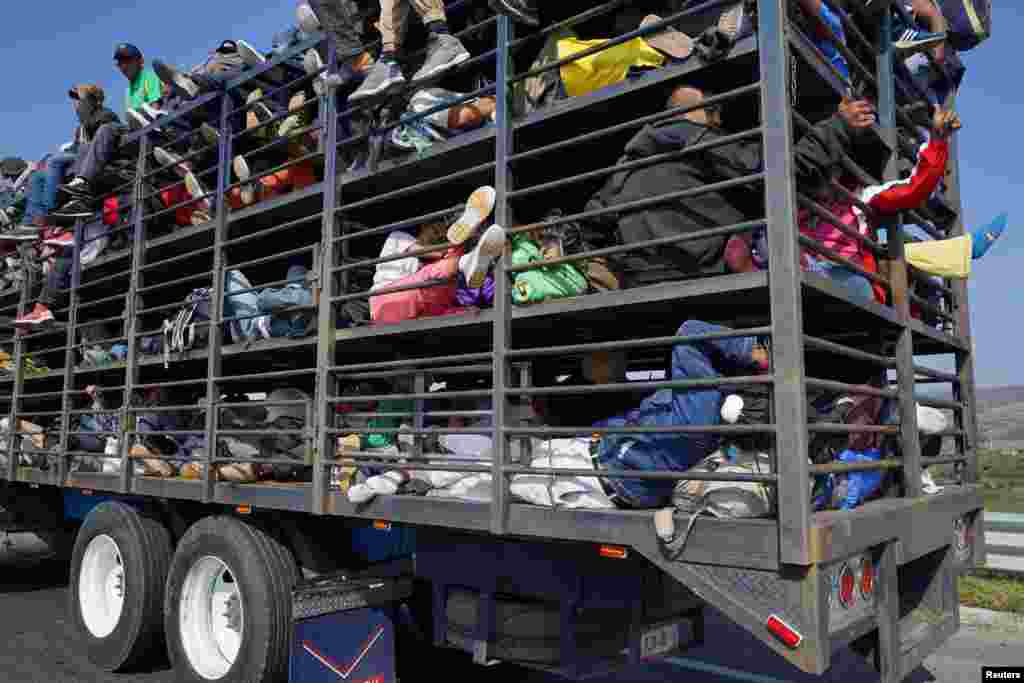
[838,564,856,609]
[767,615,803,649]
[860,558,875,599]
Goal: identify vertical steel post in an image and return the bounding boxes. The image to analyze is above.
[58,217,85,485]
[943,123,978,485]
[758,0,811,565]
[490,14,513,536]
[875,541,902,682]
[878,9,922,498]
[120,132,151,493]
[203,93,233,503]
[6,233,33,480]
[315,36,340,516]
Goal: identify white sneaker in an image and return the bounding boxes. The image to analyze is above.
[153,146,189,178]
[447,186,496,245]
[237,39,266,68]
[126,109,153,131]
[233,155,256,206]
[304,49,327,97]
[296,3,321,34]
[921,469,943,495]
[459,224,506,289]
[141,102,170,121]
[255,315,272,340]
[104,437,119,456]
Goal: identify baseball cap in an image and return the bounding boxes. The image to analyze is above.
[113,43,143,61]
[216,40,239,54]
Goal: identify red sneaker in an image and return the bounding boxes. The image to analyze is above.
[15,304,55,327]
[42,231,74,249]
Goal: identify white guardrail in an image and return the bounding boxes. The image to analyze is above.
[984,513,1024,575]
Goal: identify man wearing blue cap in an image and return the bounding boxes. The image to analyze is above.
[114,43,164,113]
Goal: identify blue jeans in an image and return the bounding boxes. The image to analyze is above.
[805,256,875,304]
[224,270,271,342]
[596,320,756,508]
[257,266,313,311]
[44,153,76,209]
[23,153,74,222]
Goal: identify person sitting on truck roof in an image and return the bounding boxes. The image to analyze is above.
[792,99,960,304]
[796,0,946,85]
[300,1,376,96]
[348,0,472,102]
[13,233,76,327]
[585,85,763,289]
[587,319,770,509]
[115,43,166,114]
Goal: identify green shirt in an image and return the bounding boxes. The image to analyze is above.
[362,399,414,450]
[125,67,163,112]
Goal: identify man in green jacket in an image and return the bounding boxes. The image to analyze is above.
[114,43,164,113]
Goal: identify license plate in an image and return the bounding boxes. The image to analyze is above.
[640,622,680,658]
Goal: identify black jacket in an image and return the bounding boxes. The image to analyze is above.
[71,86,121,146]
[586,118,762,286]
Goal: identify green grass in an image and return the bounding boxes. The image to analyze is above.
[931,449,1024,513]
[979,448,1024,514]
[960,571,1024,614]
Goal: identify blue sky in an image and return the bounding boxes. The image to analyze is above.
[0,2,1018,386]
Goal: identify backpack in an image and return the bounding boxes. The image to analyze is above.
[162,287,213,368]
[937,0,991,51]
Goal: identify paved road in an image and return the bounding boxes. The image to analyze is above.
[0,533,1020,683]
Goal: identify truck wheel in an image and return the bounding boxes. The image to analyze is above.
[165,516,295,683]
[69,502,172,671]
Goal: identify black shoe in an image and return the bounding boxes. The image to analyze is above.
[488,0,539,26]
[51,199,95,221]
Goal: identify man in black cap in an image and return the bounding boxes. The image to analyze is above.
[114,43,165,114]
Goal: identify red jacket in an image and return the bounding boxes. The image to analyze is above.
[799,135,949,303]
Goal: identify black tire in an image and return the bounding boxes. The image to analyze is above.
[68,502,173,672]
[164,516,296,683]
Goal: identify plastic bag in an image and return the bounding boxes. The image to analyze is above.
[813,448,884,511]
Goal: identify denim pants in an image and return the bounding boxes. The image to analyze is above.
[76,123,135,187]
[260,265,314,337]
[23,153,74,222]
[258,266,313,311]
[224,270,271,342]
[805,256,875,304]
[596,320,756,508]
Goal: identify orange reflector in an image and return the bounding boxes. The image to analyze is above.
[767,615,803,649]
[236,505,252,514]
[599,545,628,559]
[373,520,392,531]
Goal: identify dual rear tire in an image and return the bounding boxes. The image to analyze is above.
[70,505,296,682]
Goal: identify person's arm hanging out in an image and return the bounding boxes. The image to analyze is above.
[862,107,959,217]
